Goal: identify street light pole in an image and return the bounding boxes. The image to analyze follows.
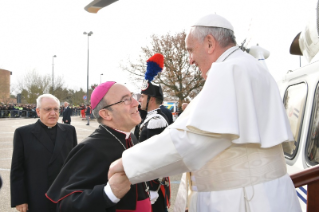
[100,73,103,84]
[52,55,56,94]
[83,31,93,103]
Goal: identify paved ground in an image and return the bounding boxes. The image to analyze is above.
[0,116,181,212]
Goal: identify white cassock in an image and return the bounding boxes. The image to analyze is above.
[123,46,302,212]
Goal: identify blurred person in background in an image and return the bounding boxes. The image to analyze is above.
[62,102,72,125]
[86,104,92,125]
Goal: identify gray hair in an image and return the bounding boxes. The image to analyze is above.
[92,98,113,123]
[36,94,60,108]
[188,26,236,47]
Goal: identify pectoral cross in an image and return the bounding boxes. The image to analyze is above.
[145,184,149,193]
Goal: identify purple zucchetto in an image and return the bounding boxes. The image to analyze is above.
[91,81,116,109]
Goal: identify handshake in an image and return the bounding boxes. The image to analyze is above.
[108,158,129,199]
[108,158,159,204]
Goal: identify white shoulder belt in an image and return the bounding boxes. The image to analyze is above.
[140,113,167,129]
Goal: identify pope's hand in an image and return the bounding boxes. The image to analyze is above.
[109,172,131,199]
[108,158,124,179]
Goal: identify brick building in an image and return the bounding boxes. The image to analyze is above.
[0,69,12,103]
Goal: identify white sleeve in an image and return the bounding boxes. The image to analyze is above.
[104,183,120,203]
[122,128,232,184]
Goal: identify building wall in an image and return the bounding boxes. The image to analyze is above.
[0,69,11,102]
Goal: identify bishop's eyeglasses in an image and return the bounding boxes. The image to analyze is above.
[102,93,137,109]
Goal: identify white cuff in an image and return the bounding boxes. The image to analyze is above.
[123,129,189,184]
[149,191,159,204]
[104,183,120,203]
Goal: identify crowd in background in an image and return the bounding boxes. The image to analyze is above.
[0,103,92,118]
[0,104,37,118]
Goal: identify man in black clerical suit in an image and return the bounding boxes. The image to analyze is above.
[46,81,152,212]
[10,94,77,212]
[62,101,72,124]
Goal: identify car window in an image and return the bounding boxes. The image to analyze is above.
[283,83,307,159]
[306,82,319,166]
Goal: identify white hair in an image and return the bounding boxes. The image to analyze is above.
[36,94,60,108]
[92,97,113,123]
[188,26,236,47]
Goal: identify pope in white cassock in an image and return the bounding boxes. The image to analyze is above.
[108,14,302,212]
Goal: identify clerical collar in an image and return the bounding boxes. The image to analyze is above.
[113,129,130,139]
[146,108,159,117]
[206,46,240,77]
[38,120,57,129]
[216,46,240,63]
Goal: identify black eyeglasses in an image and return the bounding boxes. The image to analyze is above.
[41,107,59,113]
[102,93,137,109]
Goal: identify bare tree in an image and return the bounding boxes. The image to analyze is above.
[17,69,51,104]
[50,75,69,102]
[122,31,205,108]
[15,69,100,106]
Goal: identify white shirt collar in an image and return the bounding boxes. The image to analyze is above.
[146,108,160,117]
[114,129,130,139]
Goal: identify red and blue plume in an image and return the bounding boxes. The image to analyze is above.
[145,53,164,82]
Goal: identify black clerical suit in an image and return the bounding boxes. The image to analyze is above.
[62,106,72,124]
[46,125,149,212]
[10,120,77,212]
[139,109,170,212]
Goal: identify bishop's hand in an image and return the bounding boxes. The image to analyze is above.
[108,158,124,179]
[108,172,131,199]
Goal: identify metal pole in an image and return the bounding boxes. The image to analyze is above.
[52,55,56,94]
[87,36,89,103]
[84,31,92,103]
[100,73,103,84]
[52,57,54,93]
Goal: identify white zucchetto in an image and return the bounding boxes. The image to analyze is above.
[192,14,234,31]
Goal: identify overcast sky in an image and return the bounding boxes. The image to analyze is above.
[0,0,316,95]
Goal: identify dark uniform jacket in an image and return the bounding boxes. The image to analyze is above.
[160,105,173,125]
[46,125,149,212]
[85,106,92,116]
[139,109,170,212]
[10,120,77,212]
[139,109,168,142]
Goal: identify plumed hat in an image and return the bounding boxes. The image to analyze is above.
[141,53,164,100]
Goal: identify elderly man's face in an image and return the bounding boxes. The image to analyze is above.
[36,97,59,127]
[106,84,141,131]
[186,34,211,79]
[64,102,68,107]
